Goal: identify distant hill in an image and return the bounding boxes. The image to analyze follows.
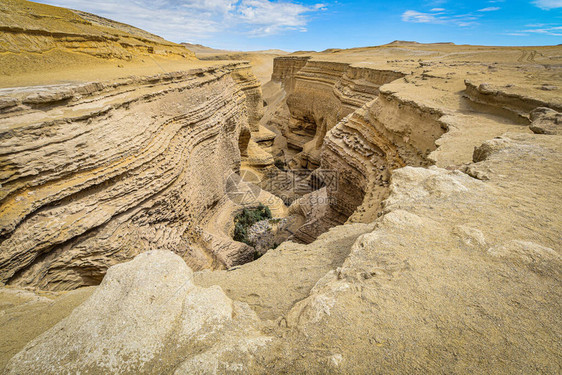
[252,49,288,55]
[386,40,455,46]
[180,43,232,54]
[181,43,288,55]
[0,0,195,80]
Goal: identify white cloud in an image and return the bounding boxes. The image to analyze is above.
[402,10,442,23]
[532,0,562,9]
[523,25,562,35]
[506,22,562,37]
[401,10,478,27]
[402,4,509,28]
[237,0,323,35]
[33,0,326,41]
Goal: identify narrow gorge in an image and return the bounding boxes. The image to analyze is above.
[0,51,450,292]
[0,54,454,292]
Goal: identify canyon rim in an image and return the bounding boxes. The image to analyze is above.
[0,0,561,373]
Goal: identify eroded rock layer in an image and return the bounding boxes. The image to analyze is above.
[265,57,446,241]
[0,62,265,290]
[272,58,407,170]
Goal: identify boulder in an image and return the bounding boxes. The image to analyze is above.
[5,251,269,374]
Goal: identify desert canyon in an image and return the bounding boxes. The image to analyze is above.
[0,0,561,373]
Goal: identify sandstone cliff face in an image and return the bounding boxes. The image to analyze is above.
[266,57,443,241]
[269,56,310,91]
[272,58,406,170]
[0,62,264,291]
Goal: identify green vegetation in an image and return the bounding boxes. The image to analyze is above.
[233,204,272,246]
[274,159,287,171]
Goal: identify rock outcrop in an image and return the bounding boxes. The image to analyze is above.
[464,80,562,121]
[5,251,269,374]
[0,0,194,78]
[529,107,562,135]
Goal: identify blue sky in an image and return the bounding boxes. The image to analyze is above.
[34,0,562,51]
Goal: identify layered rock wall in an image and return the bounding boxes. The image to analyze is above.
[322,86,446,225]
[0,63,263,290]
[268,57,443,241]
[270,56,310,91]
[273,58,406,169]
